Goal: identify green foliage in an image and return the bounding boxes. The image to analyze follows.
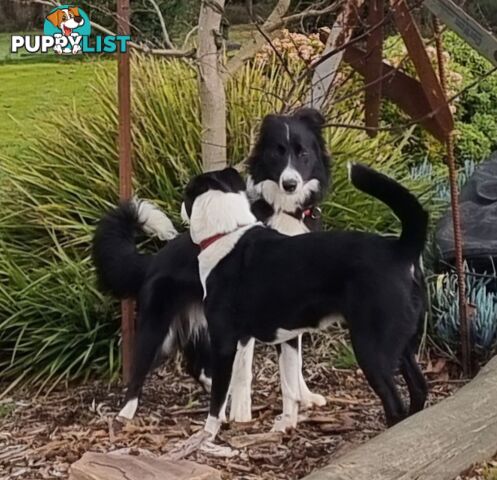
[331,340,357,370]
[430,269,497,354]
[0,53,443,389]
[383,31,497,165]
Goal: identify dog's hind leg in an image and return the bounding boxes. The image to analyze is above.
[205,339,238,439]
[350,331,407,427]
[297,334,326,409]
[229,337,255,423]
[118,278,182,421]
[272,338,301,433]
[400,345,428,415]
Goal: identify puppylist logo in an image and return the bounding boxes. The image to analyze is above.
[11,5,130,55]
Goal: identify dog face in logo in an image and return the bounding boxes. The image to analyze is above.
[46,7,85,54]
[46,7,85,36]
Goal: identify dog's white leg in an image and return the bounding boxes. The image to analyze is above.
[297,334,327,409]
[229,338,255,423]
[272,342,300,433]
[118,397,138,420]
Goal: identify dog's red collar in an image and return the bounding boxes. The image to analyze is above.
[199,232,229,251]
[198,224,253,252]
[284,206,321,221]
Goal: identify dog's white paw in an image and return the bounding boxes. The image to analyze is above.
[53,45,62,54]
[72,44,82,54]
[271,414,297,433]
[300,392,327,409]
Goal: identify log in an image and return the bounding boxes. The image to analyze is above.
[303,355,497,480]
[69,452,221,480]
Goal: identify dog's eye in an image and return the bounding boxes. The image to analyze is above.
[62,14,67,20]
[277,144,286,155]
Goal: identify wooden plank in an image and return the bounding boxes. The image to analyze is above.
[364,0,384,136]
[303,355,497,480]
[69,452,221,480]
[424,0,497,67]
[344,46,448,141]
[117,0,134,384]
[392,0,454,140]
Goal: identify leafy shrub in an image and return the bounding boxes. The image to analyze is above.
[431,269,497,354]
[0,53,443,389]
[382,31,497,165]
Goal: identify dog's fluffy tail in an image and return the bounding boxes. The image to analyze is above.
[93,199,178,298]
[349,163,428,259]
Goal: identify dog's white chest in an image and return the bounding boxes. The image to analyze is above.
[268,212,309,236]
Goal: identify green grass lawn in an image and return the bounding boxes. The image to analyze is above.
[0,42,114,158]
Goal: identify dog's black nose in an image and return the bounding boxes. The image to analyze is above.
[282,179,297,193]
[75,15,83,24]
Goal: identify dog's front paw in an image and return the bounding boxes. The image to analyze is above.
[53,45,62,55]
[271,414,297,433]
[72,44,82,54]
[300,392,327,409]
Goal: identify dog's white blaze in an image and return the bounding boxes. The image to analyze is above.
[272,342,300,432]
[229,338,255,423]
[134,198,178,241]
[118,397,138,420]
[247,175,320,214]
[285,122,290,142]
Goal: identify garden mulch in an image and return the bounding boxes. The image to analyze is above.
[0,337,461,480]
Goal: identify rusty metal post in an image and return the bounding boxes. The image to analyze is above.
[365,0,384,136]
[433,17,471,377]
[117,0,134,384]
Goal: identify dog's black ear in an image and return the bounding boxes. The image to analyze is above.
[222,167,246,192]
[259,114,281,134]
[293,108,325,132]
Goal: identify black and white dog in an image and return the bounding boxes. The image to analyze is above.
[93,109,330,427]
[181,164,428,440]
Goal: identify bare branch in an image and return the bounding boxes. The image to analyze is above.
[146,0,175,49]
[223,0,291,80]
[182,25,199,50]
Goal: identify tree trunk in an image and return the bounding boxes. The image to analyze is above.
[197,0,227,172]
[303,355,497,480]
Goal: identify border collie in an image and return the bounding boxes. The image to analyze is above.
[92,108,330,427]
[181,164,428,441]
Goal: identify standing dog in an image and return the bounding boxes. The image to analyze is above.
[181,164,428,440]
[93,109,330,427]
